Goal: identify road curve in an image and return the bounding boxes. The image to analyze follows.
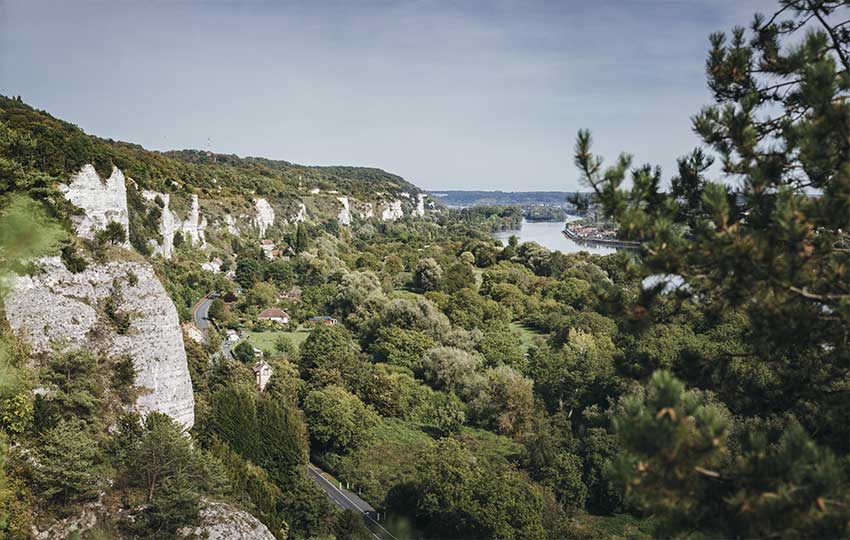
[193,294,213,331]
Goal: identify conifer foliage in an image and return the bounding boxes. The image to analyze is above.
[579,2,850,538]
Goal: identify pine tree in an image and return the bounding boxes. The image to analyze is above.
[294,222,308,253]
[574,2,850,537]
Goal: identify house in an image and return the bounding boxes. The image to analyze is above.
[260,239,276,259]
[182,323,205,344]
[258,308,289,324]
[225,329,240,344]
[201,257,223,274]
[308,315,337,326]
[253,359,273,391]
[280,286,302,301]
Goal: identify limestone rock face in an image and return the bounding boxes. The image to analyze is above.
[59,165,130,247]
[225,214,240,236]
[362,202,374,219]
[337,196,352,226]
[415,193,426,217]
[141,191,176,258]
[181,194,207,247]
[5,257,195,429]
[254,198,275,237]
[381,199,404,221]
[293,202,308,223]
[181,501,276,540]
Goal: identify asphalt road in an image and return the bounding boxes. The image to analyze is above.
[192,295,213,331]
[192,294,232,358]
[308,465,399,540]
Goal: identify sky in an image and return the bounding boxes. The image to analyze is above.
[0,0,777,191]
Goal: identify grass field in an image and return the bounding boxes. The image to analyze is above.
[248,325,311,355]
[510,321,545,352]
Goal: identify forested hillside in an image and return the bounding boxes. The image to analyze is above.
[0,1,848,540]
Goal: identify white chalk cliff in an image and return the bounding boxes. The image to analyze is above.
[141,191,176,259]
[59,165,130,247]
[381,199,404,221]
[337,196,352,226]
[141,191,207,257]
[5,257,195,429]
[254,198,275,237]
[181,194,207,247]
[415,193,426,217]
[224,214,240,236]
[293,202,307,223]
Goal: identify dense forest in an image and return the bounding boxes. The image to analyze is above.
[0,1,848,540]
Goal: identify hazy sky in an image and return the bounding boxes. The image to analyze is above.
[1,0,776,191]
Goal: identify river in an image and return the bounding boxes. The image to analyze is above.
[493,218,617,256]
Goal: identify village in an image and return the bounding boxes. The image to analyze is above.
[185,236,340,394]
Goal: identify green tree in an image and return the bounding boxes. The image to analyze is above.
[207,298,231,324]
[41,349,103,422]
[334,509,372,540]
[383,254,404,275]
[275,334,295,356]
[413,257,442,292]
[573,0,849,450]
[30,420,104,504]
[172,230,185,248]
[246,282,278,308]
[441,262,475,294]
[123,412,220,538]
[370,327,436,370]
[233,341,257,364]
[235,256,263,288]
[609,371,850,539]
[302,385,375,453]
[294,222,309,253]
[99,221,126,245]
[409,438,548,540]
[256,396,308,485]
[420,346,482,394]
[299,324,361,384]
[479,324,525,370]
[209,385,262,459]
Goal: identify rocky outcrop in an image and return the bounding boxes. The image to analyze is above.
[415,193,426,217]
[141,192,206,256]
[5,257,195,429]
[33,503,100,540]
[225,214,240,236]
[180,501,276,540]
[181,194,207,247]
[141,191,176,258]
[60,165,130,247]
[293,202,307,223]
[33,500,274,540]
[254,198,275,237]
[337,196,352,226]
[381,199,404,221]
[362,202,374,219]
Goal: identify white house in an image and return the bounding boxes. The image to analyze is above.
[258,308,289,325]
[253,360,273,391]
[225,329,240,344]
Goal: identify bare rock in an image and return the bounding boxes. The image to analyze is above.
[59,165,130,247]
[5,257,195,429]
[181,501,277,540]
